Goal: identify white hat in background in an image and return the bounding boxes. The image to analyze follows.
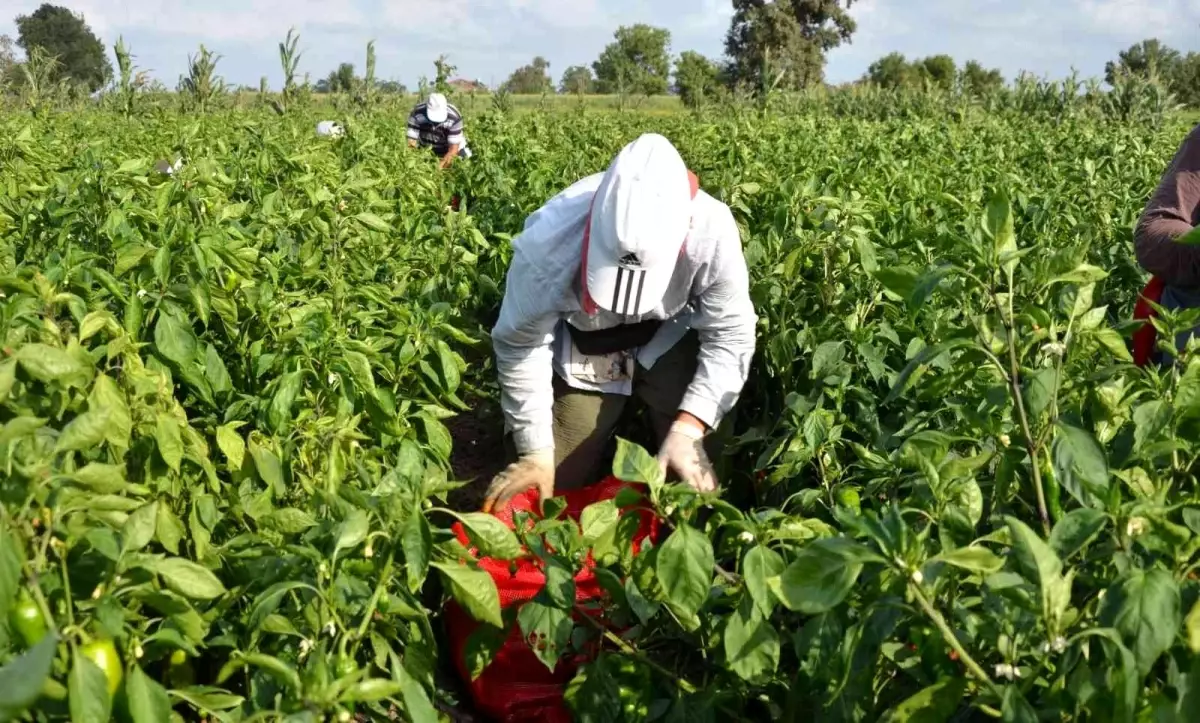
[426,93,449,123]
[316,120,344,137]
[582,134,693,317]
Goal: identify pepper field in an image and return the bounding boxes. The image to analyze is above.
[0,96,1198,722]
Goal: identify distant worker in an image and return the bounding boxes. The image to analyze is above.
[1134,124,1200,358]
[483,133,758,513]
[406,92,470,169]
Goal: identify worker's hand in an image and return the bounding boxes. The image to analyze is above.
[482,449,555,514]
[657,420,717,493]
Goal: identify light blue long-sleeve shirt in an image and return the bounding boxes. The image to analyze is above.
[491,173,758,455]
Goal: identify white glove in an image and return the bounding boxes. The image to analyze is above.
[657,421,717,493]
[483,449,555,513]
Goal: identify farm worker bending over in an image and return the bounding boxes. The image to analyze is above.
[484,133,758,513]
[1135,124,1200,351]
[406,92,470,169]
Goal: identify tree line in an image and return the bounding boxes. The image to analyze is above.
[2,2,1199,112]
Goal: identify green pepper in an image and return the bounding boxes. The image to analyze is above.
[8,589,48,649]
[1040,450,1064,523]
[80,639,123,697]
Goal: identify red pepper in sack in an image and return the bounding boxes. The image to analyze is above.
[1133,276,1166,367]
[444,476,660,722]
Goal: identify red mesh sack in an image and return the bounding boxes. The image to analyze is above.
[444,476,659,722]
[1133,276,1165,367]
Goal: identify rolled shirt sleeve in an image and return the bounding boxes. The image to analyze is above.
[678,209,757,429]
[1135,124,1200,287]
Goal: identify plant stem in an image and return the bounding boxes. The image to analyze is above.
[908,580,1001,699]
[573,605,697,695]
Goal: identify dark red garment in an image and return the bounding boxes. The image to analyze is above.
[1133,276,1166,367]
[444,477,660,722]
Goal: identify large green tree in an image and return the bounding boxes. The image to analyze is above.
[724,0,857,92]
[15,3,111,91]
[674,51,722,107]
[559,65,595,94]
[502,56,552,94]
[960,60,1004,96]
[593,24,671,95]
[918,54,956,90]
[865,51,915,89]
[1105,39,1180,86]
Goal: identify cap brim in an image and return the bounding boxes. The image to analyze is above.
[427,109,447,123]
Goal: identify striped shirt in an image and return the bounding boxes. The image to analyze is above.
[406,102,466,156]
[492,173,758,455]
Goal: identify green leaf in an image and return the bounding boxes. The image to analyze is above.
[70,463,127,493]
[462,623,507,680]
[121,502,159,555]
[931,545,1005,575]
[354,212,391,232]
[155,413,183,474]
[204,344,232,396]
[436,341,461,394]
[155,504,185,555]
[333,509,370,559]
[612,437,663,489]
[0,518,21,625]
[1099,567,1181,677]
[89,376,131,451]
[1186,599,1200,654]
[543,558,576,610]
[1093,328,1134,363]
[215,424,245,470]
[343,350,376,396]
[342,678,403,703]
[140,557,227,600]
[517,599,574,672]
[247,581,322,632]
[880,677,967,723]
[1004,516,1062,583]
[126,665,172,723]
[56,408,110,453]
[218,653,301,691]
[1049,508,1107,560]
[810,341,846,381]
[743,545,784,618]
[267,371,303,434]
[1133,400,1172,452]
[1001,686,1038,723]
[1022,367,1057,418]
[396,659,438,723]
[261,508,318,535]
[456,512,521,560]
[433,562,502,628]
[153,310,197,367]
[769,538,867,614]
[1049,263,1109,286]
[69,651,112,723]
[402,512,432,594]
[655,523,713,620]
[0,633,59,714]
[1177,359,1200,419]
[722,598,780,682]
[15,344,90,386]
[1052,422,1109,507]
[580,499,619,547]
[983,190,1018,274]
[248,437,285,493]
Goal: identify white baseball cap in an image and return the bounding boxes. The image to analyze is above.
[582,134,696,317]
[426,93,449,123]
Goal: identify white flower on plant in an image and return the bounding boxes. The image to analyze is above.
[910,569,924,584]
[325,621,337,638]
[1042,342,1067,357]
[134,644,144,659]
[299,638,313,660]
[1125,517,1148,538]
[1052,636,1067,653]
[994,663,1020,680]
[328,372,337,385]
[998,434,1011,448]
[739,531,755,544]
[136,288,147,299]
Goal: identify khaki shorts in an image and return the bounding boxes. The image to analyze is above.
[505,330,727,490]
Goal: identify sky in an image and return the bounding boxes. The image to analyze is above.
[0,0,1198,90]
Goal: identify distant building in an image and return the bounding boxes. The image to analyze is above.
[448,78,488,93]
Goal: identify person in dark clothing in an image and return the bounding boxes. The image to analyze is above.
[1135,124,1200,352]
[406,92,471,169]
